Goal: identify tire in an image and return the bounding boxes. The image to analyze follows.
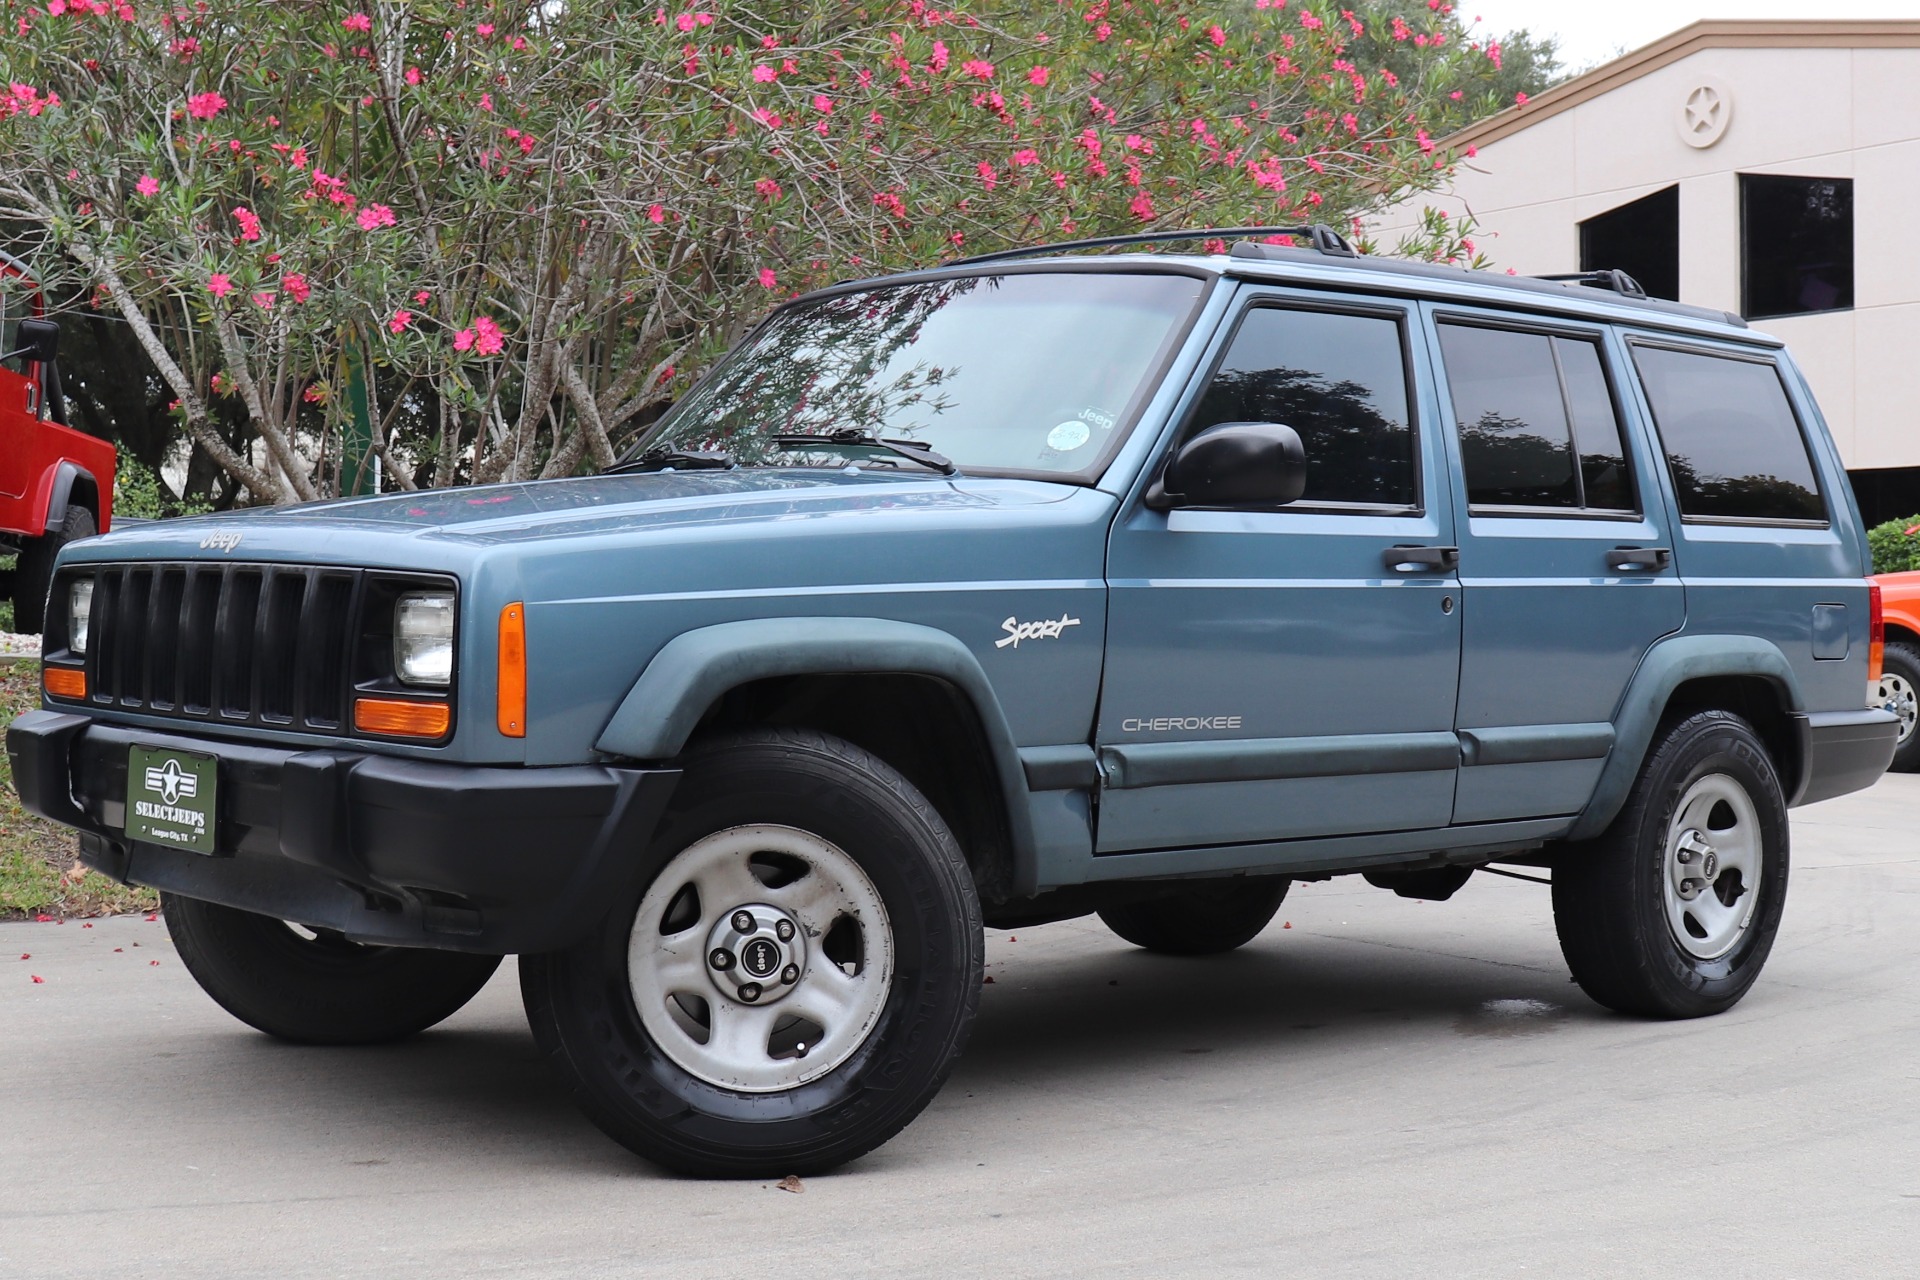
[1876,640,1920,772]
[1097,876,1291,956]
[519,728,983,1178]
[162,893,502,1045]
[14,502,95,635]
[1551,710,1789,1019]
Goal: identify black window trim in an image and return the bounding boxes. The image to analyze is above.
[1159,292,1427,517]
[1431,309,1644,520]
[1625,335,1833,530]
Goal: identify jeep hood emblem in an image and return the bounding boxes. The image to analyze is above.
[199,531,243,553]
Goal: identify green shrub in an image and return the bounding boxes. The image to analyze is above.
[113,459,211,521]
[1867,515,1920,575]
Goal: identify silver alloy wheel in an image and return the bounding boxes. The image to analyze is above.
[1663,773,1763,961]
[1878,671,1918,745]
[628,824,894,1093]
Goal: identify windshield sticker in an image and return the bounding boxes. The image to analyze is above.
[1046,420,1092,452]
[996,614,1082,649]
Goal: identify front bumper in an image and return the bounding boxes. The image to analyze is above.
[1788,708,1900,807]
[6,709,680,953]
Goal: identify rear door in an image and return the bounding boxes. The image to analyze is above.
[1094,286,1463,853]
[1426,308,1685,823]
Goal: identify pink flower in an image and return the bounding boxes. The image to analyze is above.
[342,12,370,32]
[758,268,777,289]
[281,272,311,303]
[472,316,504,356]
[251,291,274,310]
[356,202,396,230]
[929,40,949,73]
[1129,192,1155,221]
[812,94,833,113]
[476,22,494,36]
[405,65,422,85]
[412,289,431,304]
[754,177,783,201]
[388,309,413,334]
[1027,65,1049,86]
[752,64,776,83]
[976,161,997,190]
[453,327,474,352]
[1010,148,1038,167]
[208,273,233,298]
[646,203,665,223]
[135,174,159,197]
[961,59,994,80]
[1515,91,1529,106]
[187,91,226,120]
[233,207,261,241]
[1207,25,1226,47]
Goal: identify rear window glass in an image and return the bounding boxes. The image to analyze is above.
[1631,346,1825,522]
[1437,324,1634,513]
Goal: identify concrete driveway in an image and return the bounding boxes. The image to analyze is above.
[4,777,1918,1278]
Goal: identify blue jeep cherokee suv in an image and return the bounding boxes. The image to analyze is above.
[8,227,1896,1176]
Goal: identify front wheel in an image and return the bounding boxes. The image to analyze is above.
[1876,639,1920,771]
[520,729,982,1178]
[1097,876,1291,956]
[14,503,95,635]
[162,893,502,1044]
[1551,710,1789,1019]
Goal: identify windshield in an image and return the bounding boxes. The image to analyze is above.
[631,270,1208,477]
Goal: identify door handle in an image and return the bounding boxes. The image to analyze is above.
[1383,545,1459,573]
[1608,546,1672,573]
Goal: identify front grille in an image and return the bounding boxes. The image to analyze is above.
[82,563,361,731]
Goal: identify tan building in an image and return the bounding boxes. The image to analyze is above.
[1369,20,1920,523]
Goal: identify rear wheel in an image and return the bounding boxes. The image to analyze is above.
[14,503,95,635]
[1876,640,1920,771]
[162,893,502,1044]
[1551,710,1788,1018]
[519,729,982,1178]
[1097,876,1291,956]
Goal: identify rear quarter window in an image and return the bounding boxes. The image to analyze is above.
[1629,344,1826,523]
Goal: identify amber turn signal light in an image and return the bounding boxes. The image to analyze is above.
[497,602,526,738]
[354,696,451,739]
[43,666,86,700]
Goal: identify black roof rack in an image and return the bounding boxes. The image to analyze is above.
[1532,269,1649,300]
[952,224,1358,266]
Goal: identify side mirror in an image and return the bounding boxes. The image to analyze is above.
[13,317,59,364]
[1146,421,1307,510]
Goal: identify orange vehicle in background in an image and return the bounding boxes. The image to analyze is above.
[0,252,114,633]
[1874,571,1920,770]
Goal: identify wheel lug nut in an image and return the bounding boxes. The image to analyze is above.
[775,920,795,941]
[781,963,799,984]
[710,949,734,971]
[738,982,762,1003]
[731,911,755,933]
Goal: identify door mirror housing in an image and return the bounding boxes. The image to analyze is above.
[1147,421,1307,510]
[12,317,59,365]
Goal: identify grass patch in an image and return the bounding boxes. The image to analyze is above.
[0,660,156,920]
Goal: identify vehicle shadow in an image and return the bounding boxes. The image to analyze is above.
[100,931,1605,1177]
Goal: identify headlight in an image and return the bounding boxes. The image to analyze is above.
[68,579,93,654]
[393,591,455,686]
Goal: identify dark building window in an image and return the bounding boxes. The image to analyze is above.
[1579,186,1679,302]
[1741,175,1853,319]
[1848,466,1920,531]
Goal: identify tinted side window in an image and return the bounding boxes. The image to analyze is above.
[1631,346,1825,523]
[1189,307,1414,507]
[1437,324,1634,512]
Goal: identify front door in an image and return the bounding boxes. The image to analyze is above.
[1095,289,1463,854]
[1425,308,1685,823]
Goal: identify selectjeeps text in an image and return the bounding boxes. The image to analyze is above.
[9,226,1897,1176]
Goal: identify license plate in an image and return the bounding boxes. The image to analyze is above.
[126,745,218,856]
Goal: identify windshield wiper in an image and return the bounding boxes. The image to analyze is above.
[769,429,958,476]
[603,445,734,476]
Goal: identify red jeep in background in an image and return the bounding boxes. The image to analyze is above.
[0,252,113,634]
[1874,571,1920,772]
